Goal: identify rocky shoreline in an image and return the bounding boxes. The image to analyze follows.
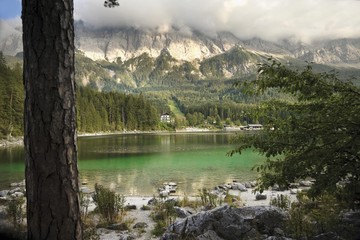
[0,136,23,148]
[2,179,359,240]
[0,179,307,240]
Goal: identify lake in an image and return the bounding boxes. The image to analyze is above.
[0,132,264,196]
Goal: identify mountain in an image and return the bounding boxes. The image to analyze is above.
[2,21,360,91]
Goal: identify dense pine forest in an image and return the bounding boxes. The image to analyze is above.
[0,52,163,138]
[1,52,266,139]
[0,53,23,138]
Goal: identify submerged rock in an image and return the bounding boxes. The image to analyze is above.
[0,190,9,198]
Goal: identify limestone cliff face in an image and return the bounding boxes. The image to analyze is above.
[298,39,360,64]
[74,24,245,62]
[2,21,360,67]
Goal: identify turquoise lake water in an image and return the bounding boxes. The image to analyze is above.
[0,132,264,196]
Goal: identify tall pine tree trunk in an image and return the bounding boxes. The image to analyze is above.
[22,0,82,239]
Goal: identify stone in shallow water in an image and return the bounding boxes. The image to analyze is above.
[0,190,9,198]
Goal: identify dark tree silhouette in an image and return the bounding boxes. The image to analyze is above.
[22,0,82,239]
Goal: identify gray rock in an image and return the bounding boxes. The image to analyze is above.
[118,231,135,240]
[272,184,280,191]
[148,197,157,205]
[289,183,299,188]
[232,183,247,192]
[10,192,24,198]
[299,180,313,187]
[265,237,293,240]
[0,190,9,198]
[290,188,301,194]
[133,222,148,229]
[340,211,360,240]
[160,190,169,197]
[19,179,26,186]
[124,204,137,210]
[197,230,225,240]
[256,194,267,200]
[244,182,252,188]
[273,227,285,237]
[107,223,129,231]
[174,206,192,218]
[9,187,22,194]
[250,181,257,187]
[80,186,91,193]
[161,205,289,240]
[312,232,340,240]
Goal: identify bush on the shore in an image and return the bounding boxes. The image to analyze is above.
[150,198,178,236]
[80,191,91,219]
[270,194,291,210]
[178,194,202,210]
[198,188,221,208]
[93,184,126,223]
[286,192,347,239]
[6,197,25,229]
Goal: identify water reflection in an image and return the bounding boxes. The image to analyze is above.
[0,132,264,195]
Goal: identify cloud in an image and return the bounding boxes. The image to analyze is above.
[73,0,360,42]
[2,0,359,43]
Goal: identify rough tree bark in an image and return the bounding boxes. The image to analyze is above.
[22,0,82,239]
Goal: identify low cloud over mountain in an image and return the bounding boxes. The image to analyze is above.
[75,0,360,42]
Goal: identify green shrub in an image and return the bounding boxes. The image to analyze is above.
[223,191,242,207]
[286,192,345,239]
[151,221,167,237]
[150,198,178,236]
[92,184,125,223]
[83,225,100,240]
[178,195,202,209]
[6,197,25,229]
[270,194,291,210]
[80,191,91,219]
[198,188,221,208]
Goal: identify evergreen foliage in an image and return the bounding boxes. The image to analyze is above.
[0,52,161,137]
[0,52,24,138]
[231,60,360,208]
[76,87,160,132]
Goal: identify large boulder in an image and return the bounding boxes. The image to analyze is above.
[339,211,360,240]
[174,206,193,218]
[161,205,290,240]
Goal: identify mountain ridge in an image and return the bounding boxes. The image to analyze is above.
[2,21,360,92]
[2,20,360,67]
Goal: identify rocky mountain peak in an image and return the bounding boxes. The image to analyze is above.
[1,21,360,68]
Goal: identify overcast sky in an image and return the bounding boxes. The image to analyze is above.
[1,0,360,42]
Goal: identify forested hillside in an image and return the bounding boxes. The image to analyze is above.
[0,52,23,138]
[2,48,360,140]
[76,88,161,132]
[0,53,166,138]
